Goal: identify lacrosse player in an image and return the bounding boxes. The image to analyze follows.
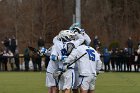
[50,30,76,93]
[69,23,92,93]
[64,44,102,93]
[59,42,76,93]
[46,45,59,93]
[59,34,89,93]
[46,31,68,93]
[52,30,86,93]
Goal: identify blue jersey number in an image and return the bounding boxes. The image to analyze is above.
[61,48,67,56]
[86,49,95,61]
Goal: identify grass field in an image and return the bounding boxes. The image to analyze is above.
[0,72,140,93]
[96,72,140,93]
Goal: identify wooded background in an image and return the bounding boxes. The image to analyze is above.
[0,0,139,52]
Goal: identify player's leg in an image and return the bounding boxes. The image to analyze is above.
[79,75,96,93]
[63,69,75,93]
[46,72,58,93]
[51,86,59,93]
[46,73,52,93]
[48,87,52,93]
[48,86,59,93]
[61,90,65,93]
[80,87,88,93]
[72,89,79,93]
[72,69,79,93]
[79,76,88,93]
[88,75,96,93]
[64,89,71,93]
[88,90,94,93]
[58,75,64,93]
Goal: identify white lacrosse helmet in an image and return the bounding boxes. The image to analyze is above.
[58,30,75,42]
[71,27,85,34]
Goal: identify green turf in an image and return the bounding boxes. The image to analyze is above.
[0,72,140,93]
[95,72,140,93]
[0,72,47,93]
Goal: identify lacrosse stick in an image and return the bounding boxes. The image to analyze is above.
[54,52,87,86]
[28,46,41,55]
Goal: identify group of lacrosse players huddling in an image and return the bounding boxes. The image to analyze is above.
[44,23,102,93]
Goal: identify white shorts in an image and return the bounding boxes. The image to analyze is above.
[73,70,79,89]
[46,72,57,87]
[78,75,96,90]
[59,69,75,90]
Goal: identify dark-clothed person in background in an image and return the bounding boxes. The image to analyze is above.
[14,49,20,71]
[2,37,10,50]
[124,48,131,71]
[115,48,120,71]
[45,48,51,68]
[118,49,124,71]
[31,49,42,71]
[103,48,110,72]
[0,49,3,71]
[9,36,17,54]
[127,37,133,55]
[127,55,132,72]
[2,49,9,71]
[24,47,30,71]
[110,49,116,71]
[93,35,101,49]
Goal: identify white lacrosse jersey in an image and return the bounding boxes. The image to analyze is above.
[53,36,59,44]
[47,45,59,73]
[65,45,102,76]
[53,40,65,69]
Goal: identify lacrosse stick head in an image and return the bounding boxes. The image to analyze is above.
[28,46,40,55]
[64,42,75,56]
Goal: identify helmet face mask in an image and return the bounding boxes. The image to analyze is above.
[64,43,75,55]
[72,27,81,33]
[61,36,71,42]
[71,27,84,34]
